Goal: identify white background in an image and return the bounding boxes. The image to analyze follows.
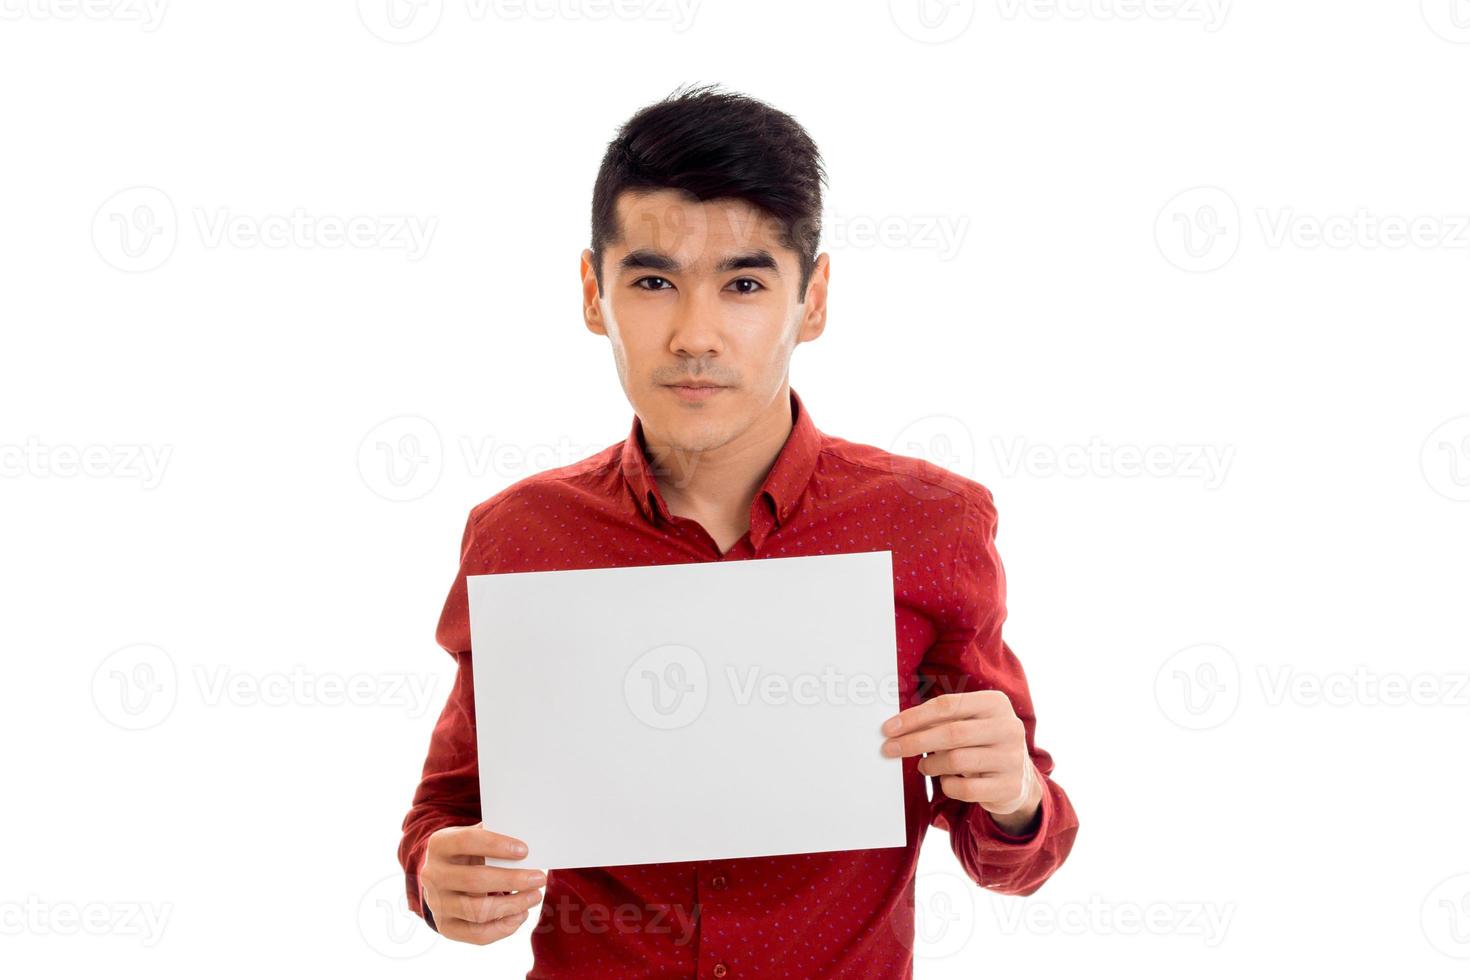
[3,1,1469,977]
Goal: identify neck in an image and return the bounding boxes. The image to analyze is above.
[646,383,794,525]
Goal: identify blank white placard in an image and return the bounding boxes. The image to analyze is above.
[466,549,906,870]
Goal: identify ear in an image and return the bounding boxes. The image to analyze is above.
[796,252,830,344]
[581,248,607,337]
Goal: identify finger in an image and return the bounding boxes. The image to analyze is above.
[881,690,1012,739]
[433,824,530,861]
[438,908,531,946]
[434,863,548,894]
[939,772,1025,810]
[882,717,1004,758]
[916,746,1008,777]
[443,887,543,925]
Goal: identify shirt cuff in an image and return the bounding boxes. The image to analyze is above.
[421,885,439,933]
[975,790,1050,848]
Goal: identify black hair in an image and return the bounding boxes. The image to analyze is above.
[589,83,828,301]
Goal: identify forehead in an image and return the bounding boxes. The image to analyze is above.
[611,188,792,266]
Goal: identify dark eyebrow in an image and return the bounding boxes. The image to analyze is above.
[618,249,782,277]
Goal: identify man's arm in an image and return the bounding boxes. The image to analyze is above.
[916,491,1080,897]
[397,512,486,928]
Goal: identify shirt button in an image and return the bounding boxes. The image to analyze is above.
[713,965,728,978]
[711,875,728,890]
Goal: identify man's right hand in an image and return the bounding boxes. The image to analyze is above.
[420,823,546,945]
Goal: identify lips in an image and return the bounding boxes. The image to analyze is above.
[664,382,728,402]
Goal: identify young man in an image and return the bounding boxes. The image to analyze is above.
[398,84,1079,978]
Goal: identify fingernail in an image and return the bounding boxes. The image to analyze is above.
[528,872,546,886]
[881,717,900,734]
[514,842,528,856]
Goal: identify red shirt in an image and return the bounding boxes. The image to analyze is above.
[399,387,1079,978]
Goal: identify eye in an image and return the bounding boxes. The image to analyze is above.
[633,276,673,291]
[728,277,764,295]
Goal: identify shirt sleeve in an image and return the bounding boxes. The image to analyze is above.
[397,510,486,927]
[921,490,1080,897]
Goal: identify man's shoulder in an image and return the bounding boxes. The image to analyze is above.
[817,431,998,523]
[464,439,624,532]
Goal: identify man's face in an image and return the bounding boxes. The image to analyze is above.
[581,189,829,455]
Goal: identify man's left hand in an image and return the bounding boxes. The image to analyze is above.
[880,690,1042,836]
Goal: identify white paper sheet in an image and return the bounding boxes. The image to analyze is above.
[465,549,906,870]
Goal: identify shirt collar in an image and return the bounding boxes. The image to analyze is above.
[620,386,821,530]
